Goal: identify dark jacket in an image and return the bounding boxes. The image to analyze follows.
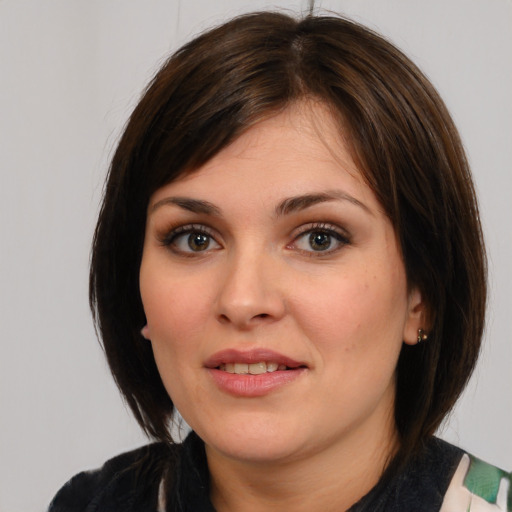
[50,433,509,511]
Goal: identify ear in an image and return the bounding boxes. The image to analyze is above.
[141,324,151,340]
[402,287,429,346]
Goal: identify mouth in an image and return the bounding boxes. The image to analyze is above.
[205,348,307,373]
[205,349,308,396]
[218,361,296,374]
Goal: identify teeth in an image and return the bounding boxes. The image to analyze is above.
[219,361,287,374]
[266,362,278,372]
[234,363,249,374]
[248,362,266,375]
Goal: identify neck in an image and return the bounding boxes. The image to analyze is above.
[206,413,399,512]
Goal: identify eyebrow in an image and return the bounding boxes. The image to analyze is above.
[151,190,371,218]
[275,191,372,217]
[151,197,222,216]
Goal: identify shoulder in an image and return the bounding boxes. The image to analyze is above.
[356,438,510,512]
[440,450,511,511]
[48,442,175,512]
[385,437,464,510]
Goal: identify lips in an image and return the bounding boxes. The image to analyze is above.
[204,348,306,370]
[205,349,308,397]
[219,361,285,374]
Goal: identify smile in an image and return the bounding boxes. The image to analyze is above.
[205,348,307,372]
[218,362,287,374]
[205,349,308,397]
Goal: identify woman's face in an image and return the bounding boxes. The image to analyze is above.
[140,103,424,466]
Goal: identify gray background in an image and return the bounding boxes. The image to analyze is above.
[1,1,511,510]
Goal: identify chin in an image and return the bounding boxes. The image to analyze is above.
[198,416,307,464]
[213,438,302,464]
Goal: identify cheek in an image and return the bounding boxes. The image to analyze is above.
[293,264,408,357]
[139,277,207,399]
[141,275,212,407]
[140,258,211,338]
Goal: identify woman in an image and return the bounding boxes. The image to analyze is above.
[49,11,510,512]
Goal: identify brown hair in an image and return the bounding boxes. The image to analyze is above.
[90,11,486,470]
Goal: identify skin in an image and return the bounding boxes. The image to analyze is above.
[139,102,425,511]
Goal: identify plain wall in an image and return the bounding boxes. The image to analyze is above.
[0,1,510,510]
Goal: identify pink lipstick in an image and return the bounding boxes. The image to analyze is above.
[204,349,307,397]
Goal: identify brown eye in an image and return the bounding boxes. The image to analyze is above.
[163,225,221,255]
[187,233,211,251]
[292,224,350,255]
[308,232,332,251]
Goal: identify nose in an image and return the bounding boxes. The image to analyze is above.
[214,249,286,329]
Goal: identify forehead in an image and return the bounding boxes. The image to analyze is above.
[225,103,352,164]
[150,102,376,210]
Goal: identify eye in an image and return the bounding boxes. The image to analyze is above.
[291,224,350,254]
[161,224,221,254]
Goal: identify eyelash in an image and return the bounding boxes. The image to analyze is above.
[159,223,221,256]
[158,222,351,257]
[289,222,351,256]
